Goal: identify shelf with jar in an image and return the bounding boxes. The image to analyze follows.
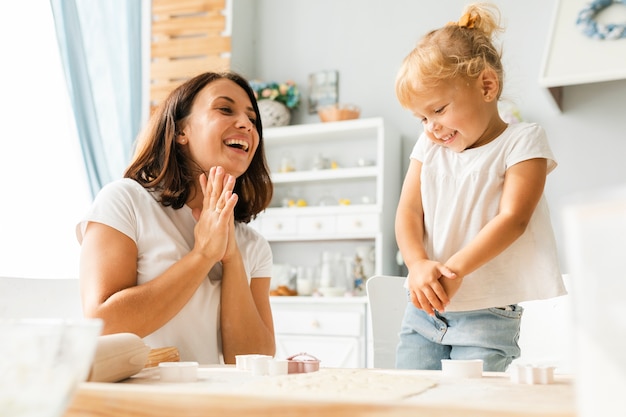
[251,117,401,297]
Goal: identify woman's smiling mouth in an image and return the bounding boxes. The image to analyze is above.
[224,139,249,152]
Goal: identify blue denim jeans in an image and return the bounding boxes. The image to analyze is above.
[395,300,523,372]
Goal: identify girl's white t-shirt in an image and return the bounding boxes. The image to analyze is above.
[76,178,273,362]
[410,122,566,311]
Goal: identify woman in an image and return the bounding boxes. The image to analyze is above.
[76,71,276,364]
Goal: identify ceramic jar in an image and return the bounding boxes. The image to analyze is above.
[258,100,291,127]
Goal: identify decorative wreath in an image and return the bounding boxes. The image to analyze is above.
[576,0,626,40]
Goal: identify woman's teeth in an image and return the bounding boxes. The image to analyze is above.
[225,139,249,151]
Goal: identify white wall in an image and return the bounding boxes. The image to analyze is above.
[231,0,626,272]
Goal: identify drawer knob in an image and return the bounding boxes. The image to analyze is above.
[274,223,283,230]
[354,220,362,228]
[310,320,320,329]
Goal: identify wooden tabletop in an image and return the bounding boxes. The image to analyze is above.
[64,366,576,417]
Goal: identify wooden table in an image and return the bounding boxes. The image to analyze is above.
[64,366,576,417]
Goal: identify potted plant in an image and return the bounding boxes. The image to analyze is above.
[249,80,301,127]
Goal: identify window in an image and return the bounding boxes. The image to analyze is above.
[0,2,91,278]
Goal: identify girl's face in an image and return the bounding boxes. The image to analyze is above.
[179,78,259,177]
[408,74,503,152]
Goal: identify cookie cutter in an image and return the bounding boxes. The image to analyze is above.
[509,363,555,384]
[158,361,198,382]
[286,352,321,374]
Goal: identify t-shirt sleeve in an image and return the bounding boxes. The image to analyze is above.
[76,180,139,244]
[251,237,273,279]
[409,132,429,162]
[237,224,273,279]
[506,123,558,174]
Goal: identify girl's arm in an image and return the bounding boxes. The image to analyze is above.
[396,159,456,315]
[444,158,548,280]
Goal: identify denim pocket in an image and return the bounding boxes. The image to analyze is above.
[488,304,524,319]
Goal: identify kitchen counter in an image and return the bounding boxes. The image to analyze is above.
[64,366,575,417]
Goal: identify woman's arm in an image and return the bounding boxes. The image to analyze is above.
[444,158,548,279]
[219,249,276,363]
[79,222,220,336]
[80,168,236,337]
[201,171,275,364]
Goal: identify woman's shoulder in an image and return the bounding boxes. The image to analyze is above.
[98,178,146,195]
[235,222,273,272]
[235,221,268,244]
[94,178,155,204]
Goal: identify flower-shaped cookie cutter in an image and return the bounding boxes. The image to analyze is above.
[286,352,320,374]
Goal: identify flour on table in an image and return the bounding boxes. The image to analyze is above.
[240,369,436,402]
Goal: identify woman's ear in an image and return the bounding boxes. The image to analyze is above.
[480,68,500,102]
[176,131,187,145]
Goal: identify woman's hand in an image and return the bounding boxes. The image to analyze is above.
[191,166,238,261]
[407,260,457,315]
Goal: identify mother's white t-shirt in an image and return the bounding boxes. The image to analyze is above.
[76,178,273,363]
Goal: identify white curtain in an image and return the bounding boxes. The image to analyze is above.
[49,0,143,198]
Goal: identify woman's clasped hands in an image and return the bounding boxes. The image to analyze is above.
[192,166,239,263]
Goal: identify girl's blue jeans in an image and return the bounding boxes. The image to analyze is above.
[395,300,523,372]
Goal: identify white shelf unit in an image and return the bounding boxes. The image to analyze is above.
[270,296,368,368]
[251,117,402,278]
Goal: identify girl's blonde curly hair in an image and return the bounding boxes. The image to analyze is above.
[396,3,505,109]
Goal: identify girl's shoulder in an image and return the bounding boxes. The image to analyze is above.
[502,122,547,143]
[500,122,556,171]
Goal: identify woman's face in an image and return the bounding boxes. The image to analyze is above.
[179,78,259,177]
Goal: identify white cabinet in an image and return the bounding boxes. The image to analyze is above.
[251,117,402,280]
[253,118,401,369]
[270,296,368,368]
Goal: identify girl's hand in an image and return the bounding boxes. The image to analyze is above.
[191,166,237,261]
[440,273,463,301]
[407,260,457,315]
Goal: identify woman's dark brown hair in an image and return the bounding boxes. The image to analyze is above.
[124,71,273,223]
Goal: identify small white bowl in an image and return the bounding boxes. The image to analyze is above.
[441,359,483,378]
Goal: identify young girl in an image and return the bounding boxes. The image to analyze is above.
[394,3,566,371]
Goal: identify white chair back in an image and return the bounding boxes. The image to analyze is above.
[366,275,407,369]
[515,274,573,373]
[0,277,83,319]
